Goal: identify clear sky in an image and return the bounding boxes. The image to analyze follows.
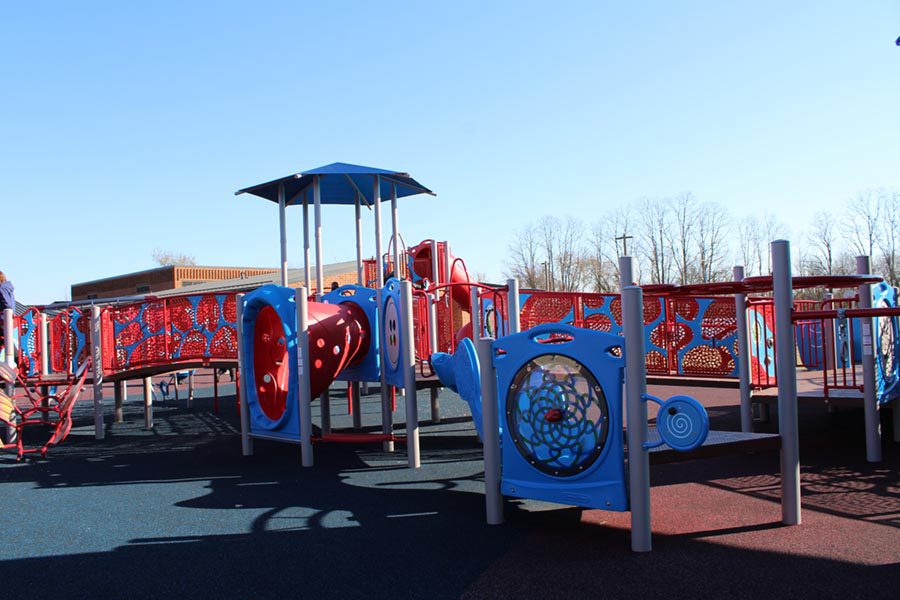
[2,1,899,305]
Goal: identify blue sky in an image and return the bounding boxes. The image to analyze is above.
[2,1,899,304]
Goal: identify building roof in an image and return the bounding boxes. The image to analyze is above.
[151,261,359,297]
[70,265,277,288]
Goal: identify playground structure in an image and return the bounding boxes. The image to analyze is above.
[2,162,899,552]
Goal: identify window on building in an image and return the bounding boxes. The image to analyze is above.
[87,294,98,300]
[136,285,151,293]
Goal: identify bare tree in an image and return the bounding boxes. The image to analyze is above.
[585,221,617,292]
[668,192,696,284]
[554,216,587,291]
[637,198,672,284]
[152,249,197,266]
[842,189,880,260]
[504,224,542,288]
[736,215,763,275]
[762,212,789,274]
[696,201,730,282]
[805,211,838,276]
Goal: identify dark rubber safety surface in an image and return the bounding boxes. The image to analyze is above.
[0,376,898,600]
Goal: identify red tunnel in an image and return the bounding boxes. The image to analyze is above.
[252,300,370,422]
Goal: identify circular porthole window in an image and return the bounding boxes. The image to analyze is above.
[506,354,609,477]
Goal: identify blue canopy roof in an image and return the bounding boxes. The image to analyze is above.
[235,162,435,206]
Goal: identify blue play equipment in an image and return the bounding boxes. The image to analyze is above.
[431,321,709,513]
[873,282,900,404]
[239,285,302,441]
[379,278,406,388]
[493,324,628,510]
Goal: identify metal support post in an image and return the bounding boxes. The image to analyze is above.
[278,183,288,287]
[187,371,194,408]
[236,294,253,456]
[857,255,881,462]
[351,381,362,429]
[320,388,331,434]
[399,281,420,468]
[470,286,481,340]
[143,376,153,430]
[391,185,401,279]
[427,293,440,423]
[623,286,651,552]
[89,305,105,440]
[355,195,364,285]
[476,336,503,524]
[619,256,634,288]
[772,240,801,525]
[40,312,50,421]
[303,194,311,291]
[374,175,394,452]
[313,176,324,297]
[507,278,521,335]
[734,266,752,432]
[297,288,314,467]
[430,240,440,286]
[114,380,124,423]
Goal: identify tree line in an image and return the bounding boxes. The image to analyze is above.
[505,188,900,292]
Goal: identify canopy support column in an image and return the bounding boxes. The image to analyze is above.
[734,266,752,432]
[391,184,401,279]
[278,183,288,287]
[355,195,364,285]
[314,176,324,298]
[857,255,882,462]
[374,175,394,452]
[303,191,311,292]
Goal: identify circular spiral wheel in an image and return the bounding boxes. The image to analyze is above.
[506,354,609,477]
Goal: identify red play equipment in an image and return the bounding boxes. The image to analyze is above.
[251,300,370,422]
[0,360,91,459]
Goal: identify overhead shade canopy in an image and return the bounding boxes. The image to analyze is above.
[235,162,435,206]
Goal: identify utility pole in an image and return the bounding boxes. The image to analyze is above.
[541,261,550,290]
[615,233,633,256]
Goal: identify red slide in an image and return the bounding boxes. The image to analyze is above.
[408,241,472,310]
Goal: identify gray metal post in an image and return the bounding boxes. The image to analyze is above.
[476,335,503,524]
[823,292,835,372]
[303,194,311,291]
[114,381,124,423]
[143,376,153,430]
[772,240,801,525]
[236,294,253,456]
[734,266,752,432]
[470,286,481,340]
[351,381,362,429]
[430,240,440,285]
[355,195,364,286]
[89,305,105,440]
[507,278,521,335]
[313,175,324,298]
[619,255,634,288]
[623,286,651,552]
[374,175,393,452]
[297,288,314,466]
[277,183,288,286]
[391,184,401,279]
[40,312,50,419]
[320,389,331,434]
[856,255,881,462]
[427,293,440,423]
[187,371,194,408]
[399,281,420,468]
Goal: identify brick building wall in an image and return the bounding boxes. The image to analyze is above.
[71,266,279,301]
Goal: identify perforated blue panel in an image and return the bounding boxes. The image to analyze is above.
[493,323,628,511]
